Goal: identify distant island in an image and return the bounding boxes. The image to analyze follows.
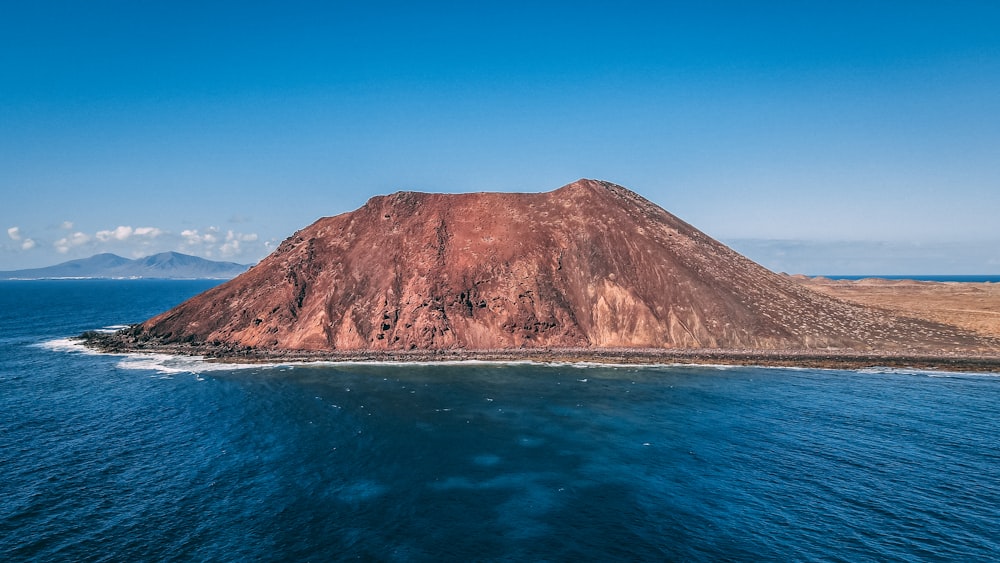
[84,180,1000,371]
[1,251,251,280]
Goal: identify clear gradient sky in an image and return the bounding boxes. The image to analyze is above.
[2,1,999,274]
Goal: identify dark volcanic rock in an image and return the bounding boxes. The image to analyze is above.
[138,180,996,353]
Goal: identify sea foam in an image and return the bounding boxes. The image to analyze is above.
[38,333,275,375]
[114,353,267,375]
[36,337,103,355]
[858,366,1000,379]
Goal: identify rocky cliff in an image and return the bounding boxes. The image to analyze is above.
[138,180,992,353]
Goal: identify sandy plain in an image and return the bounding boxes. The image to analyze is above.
[794,277,1000,340]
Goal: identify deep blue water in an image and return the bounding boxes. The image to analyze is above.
[2,280,999,561]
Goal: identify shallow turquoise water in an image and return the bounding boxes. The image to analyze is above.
[2,280,998,561]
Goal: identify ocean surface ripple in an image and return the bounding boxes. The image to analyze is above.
[1,280,999,561]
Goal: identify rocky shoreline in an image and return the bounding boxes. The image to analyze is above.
[81,329,1000,373]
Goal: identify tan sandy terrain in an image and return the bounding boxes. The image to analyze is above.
[793,277,1000,340]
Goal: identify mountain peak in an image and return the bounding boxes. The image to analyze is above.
[0,252,250,280]
[136,180,996,354]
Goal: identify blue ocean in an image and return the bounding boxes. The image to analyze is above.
[2,280,999,561]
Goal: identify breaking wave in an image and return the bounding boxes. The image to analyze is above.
[37,333,271,375]
[35,337,103,355]
[113,353,268,375]
[858,366,1000,379]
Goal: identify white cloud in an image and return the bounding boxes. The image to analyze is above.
[219,239,241,256]
[219,230,259,257]
[55,232,91,253]
[4,227,38,252]
[181,228,255,258]
[19,220,267,264]
[181,228,221,246]
[225,230,258,242]
[204,226,219,244]
[93,225,162,242]
[96,225,133,242]
[133,226,163,237]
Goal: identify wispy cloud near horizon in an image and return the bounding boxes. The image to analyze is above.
[725,238,1000,276]
[54,231,91,253]
[179,227,262,257]
[2,222,273,267]
[8,226,36,250]
[4,222,997,274]
[94,225,163,242]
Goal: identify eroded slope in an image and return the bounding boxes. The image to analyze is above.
[140,180,997,354]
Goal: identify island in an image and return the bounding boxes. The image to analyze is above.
[0,251,249,280]
[84,179,1000,371]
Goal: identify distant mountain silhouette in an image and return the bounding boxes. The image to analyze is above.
[0,252,250,279]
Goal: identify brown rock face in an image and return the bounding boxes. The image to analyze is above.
[141,179,992,353]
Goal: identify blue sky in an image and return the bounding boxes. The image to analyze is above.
[2,1,999,274]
